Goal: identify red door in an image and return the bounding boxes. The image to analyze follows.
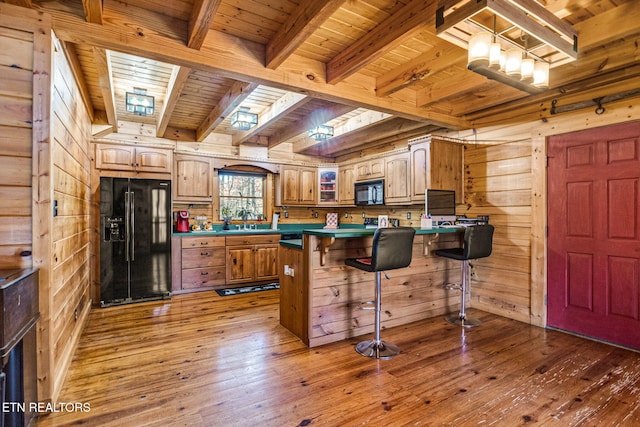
[547,121,640,349]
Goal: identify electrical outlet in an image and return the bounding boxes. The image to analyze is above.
[314,212,318,218]
[406,212,411,219]
[284,211,288,218]
[362,212,366,218]
[344,212,349,218]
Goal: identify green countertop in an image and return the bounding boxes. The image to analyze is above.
[173,225,464,243]
[303,227,464,238]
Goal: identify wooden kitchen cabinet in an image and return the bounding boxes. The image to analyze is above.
[276,165,317,205]
[338,164,355,205]
[95,143,172,173]
[318,167,338,205]
[355,158,385,181]
[226,234,279,284]
[173,154,213,202]
[385,152,411,204]
[410,137,464,203]
[174,236,226,292]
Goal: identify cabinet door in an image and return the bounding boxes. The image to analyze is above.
[355,159,385,181]
[254,244,279,281]
[410,142,428,202]
[385,153,411,204]
[135,147,172,173]
[338,165,355,205]
[173,155,213,202]
[318,168,338,204]
[430,140,464,204]
[298,167,317,205]
[226,246,255,283]
[369,158,385,178]
[280,166,300,205]
[95,145,135,171]
[355,162,371,181]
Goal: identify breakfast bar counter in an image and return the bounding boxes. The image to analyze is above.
[278,227,464,347]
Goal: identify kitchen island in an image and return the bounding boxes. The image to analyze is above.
[279,227,464,347]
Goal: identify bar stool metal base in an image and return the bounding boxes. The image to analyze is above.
[355,339,400,359]
[445,313,481,328]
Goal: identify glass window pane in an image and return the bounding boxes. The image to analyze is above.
[219,172,266,220]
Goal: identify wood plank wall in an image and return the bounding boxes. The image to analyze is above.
[439,97,640,327]
[1,4,93,402]
[49,34,93,400]
[0,10,35,269]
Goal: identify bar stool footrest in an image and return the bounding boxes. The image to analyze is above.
[445,313,481,328]
[355,339,400,359]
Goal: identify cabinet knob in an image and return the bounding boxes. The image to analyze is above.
[201,252,209,256]
[200,271,209,276]
[200,242,209,245]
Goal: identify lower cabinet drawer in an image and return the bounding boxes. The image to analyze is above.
[181,247,225,269]
[181,267,226,289]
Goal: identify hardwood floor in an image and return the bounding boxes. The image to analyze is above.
[36,290,640,426]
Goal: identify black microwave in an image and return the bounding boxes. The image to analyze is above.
[354,179,384,206]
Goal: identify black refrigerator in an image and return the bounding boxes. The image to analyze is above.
[100,177,172,307]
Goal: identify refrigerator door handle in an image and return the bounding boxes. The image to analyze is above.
[131,192,135,261]
[125,191,130,262]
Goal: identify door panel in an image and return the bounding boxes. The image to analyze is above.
[128,179,172,300]
[547,121,640,349]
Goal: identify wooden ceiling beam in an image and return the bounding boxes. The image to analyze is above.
[293,110,393,153]
[81,0,103,24]
[92,47,116,131]
[333,125,439,160]
[188,0,221,49]
[232,92,311,146]
[45,6,467,128]
[3,0,31,7]
[416,69,487,107]
[196,81,258,142]
[58,40,94,122]
[268,102,354,148]
[157,66,191,138]
[309,119,431,157]
[466,63,640,126]
[266,0,345,70]
[326,0,434,85]
[376,42,466,97]
[574,1,640,52]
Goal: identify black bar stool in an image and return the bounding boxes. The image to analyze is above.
[345,227,416,359]
[436,224,494,328]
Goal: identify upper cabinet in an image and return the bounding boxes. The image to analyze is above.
[318,167,338,205]
[410,138,464,204]
[338,164,355,205]
[355,158,385,181]
[95,144,172,174]
[276,165,317,206]
[384,152,411,205]
[173,154,213,203]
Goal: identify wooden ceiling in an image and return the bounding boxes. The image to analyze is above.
[5,0,640,158]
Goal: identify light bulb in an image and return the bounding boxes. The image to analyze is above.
[468,32,492,67]
[504,48,522,77]
[533,61,550,88]
[521,58,535,83]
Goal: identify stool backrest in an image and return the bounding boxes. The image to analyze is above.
[370,227,416,271]
[463,224,495,260]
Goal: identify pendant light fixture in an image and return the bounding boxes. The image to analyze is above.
[436,0,578,94]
